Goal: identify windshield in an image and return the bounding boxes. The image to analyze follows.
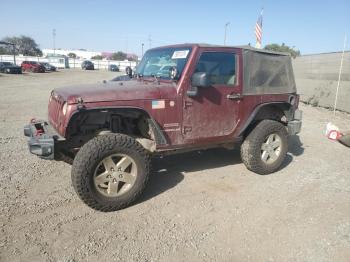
[136,47,192,79]
[3,62,13,66]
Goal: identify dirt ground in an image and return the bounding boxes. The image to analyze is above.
[0,70,349,262]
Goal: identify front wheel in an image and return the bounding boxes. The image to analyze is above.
[241,120,288,175]
[71,134,150,212]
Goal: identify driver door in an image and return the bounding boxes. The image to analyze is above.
[182,49,242,142]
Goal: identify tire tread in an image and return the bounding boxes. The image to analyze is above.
[71,134,150,212]
[241,120,288,175]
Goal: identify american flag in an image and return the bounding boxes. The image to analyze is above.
[255,9,263,48]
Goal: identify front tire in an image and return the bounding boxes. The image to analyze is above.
[241,120,288,175]
[71,134,150,212]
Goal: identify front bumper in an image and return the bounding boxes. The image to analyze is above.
[287,109,302,135]
[24,120,64,160]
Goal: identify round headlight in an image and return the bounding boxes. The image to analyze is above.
[62,102,68,115]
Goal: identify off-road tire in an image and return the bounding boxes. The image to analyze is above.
[241,120,288,175]
[71,133,150,212]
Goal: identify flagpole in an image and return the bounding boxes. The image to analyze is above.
[333,35,347,115]
[255,8,264,49]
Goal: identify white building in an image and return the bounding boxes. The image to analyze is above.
[42,49,102,59]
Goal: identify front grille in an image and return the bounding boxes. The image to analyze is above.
[48,93,64,129]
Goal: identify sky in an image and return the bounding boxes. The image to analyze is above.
[1,0,349,56]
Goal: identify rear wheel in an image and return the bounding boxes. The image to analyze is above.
[241,120,288,175]
[71,134,150,212]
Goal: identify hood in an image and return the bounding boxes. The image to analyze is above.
[54,79,171,104]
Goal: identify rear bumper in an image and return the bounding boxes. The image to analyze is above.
[287,109,302,135]
[24,120,64,160]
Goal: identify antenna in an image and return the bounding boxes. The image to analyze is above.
[224,22,230,46]
[333,35,347,115]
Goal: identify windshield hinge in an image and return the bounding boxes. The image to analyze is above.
[76,97,85,110]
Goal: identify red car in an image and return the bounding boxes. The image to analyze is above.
[21,61,45,73]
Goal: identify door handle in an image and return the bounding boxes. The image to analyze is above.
[226,93,242,100]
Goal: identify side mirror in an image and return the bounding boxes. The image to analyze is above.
[187,72,210,97]
[191,72,210,88]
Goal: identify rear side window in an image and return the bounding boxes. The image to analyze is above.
[195,52,236,86]
[242,50,296,95]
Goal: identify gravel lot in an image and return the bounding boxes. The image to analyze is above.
[0,70,349,262]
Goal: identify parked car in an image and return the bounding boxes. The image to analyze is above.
[41,62,56,72]
[21,61,45,73]
[108,64,119,72]
[81,60,94,70]
[0,62,22,74]
[24,44,302,212]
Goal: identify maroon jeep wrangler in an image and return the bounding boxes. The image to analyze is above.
[24,44,302,211]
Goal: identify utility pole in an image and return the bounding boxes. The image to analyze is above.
[141,43,144,57]
[52,29,56,55]
[224,22,230,46]
[13,44,16,64]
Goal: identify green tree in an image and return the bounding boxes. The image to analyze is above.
[264,43,301,58]
[110,51,127,61]
[1,35,42,56]
[91,55,103,60]
[68,52,77,58]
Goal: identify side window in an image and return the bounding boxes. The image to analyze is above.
[195,52,236,86]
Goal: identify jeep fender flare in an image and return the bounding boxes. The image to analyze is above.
[66,106,167,146]
[238,102,293,137]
